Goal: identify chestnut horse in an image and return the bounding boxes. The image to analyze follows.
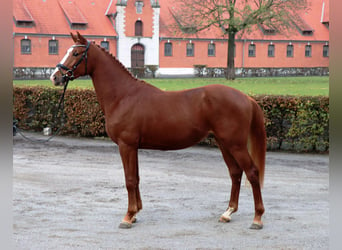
[50,32,266,230]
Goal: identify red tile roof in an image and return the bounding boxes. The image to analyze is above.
[13,0,328,41]
[13,0,117,36]
[159,0,329,42]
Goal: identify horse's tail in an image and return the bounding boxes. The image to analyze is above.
[248,98,266,188]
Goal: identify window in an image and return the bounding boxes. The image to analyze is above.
[135,0,143,14]
[248,44,256,57]
[186,43,194,57]
[71,24,87,30]
[208,43,215,57]
[268,44,275,57]
[135,20,143,36]
[287,44,294,57]
[164,42,172,56]
[48,40,58,55]
[100,41,109,51]
[305,45,312,57]
[16,20,34,28]
[323,44,329,57]
[302,30,313,36]
[181,26,197,34]
[259,24,276,35]
[21,39,31,54]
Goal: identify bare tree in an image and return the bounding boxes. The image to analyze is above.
[171,0,308,80]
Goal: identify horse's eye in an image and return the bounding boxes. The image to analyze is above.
[73,51,79,57]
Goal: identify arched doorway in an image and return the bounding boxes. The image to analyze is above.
[131,44,145,68]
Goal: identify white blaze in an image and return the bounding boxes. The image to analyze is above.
[60,47,74,65]
[50,47,73,82]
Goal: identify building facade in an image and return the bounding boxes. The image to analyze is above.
[13,0,329,78]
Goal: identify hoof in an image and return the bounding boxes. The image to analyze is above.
[219,207,234,223]
[132,217,137,223]
[119,221,132,229]
[249,222,263,230]
[219,215,231,223]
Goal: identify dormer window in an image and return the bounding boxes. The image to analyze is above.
[292,14,313,36]
[260,24,276,35]
[13,0,35,28]
[59,0,88,30]
[135,0,144,14]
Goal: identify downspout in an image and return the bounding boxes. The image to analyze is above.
[13,32,16,72]
[242,39,246,69]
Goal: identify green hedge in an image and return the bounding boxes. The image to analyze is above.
[13,87,329,153]
[258,95,329,152]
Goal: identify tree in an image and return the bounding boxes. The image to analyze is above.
[172,0,308,80]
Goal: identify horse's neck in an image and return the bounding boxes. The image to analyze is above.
[88,46,157,112]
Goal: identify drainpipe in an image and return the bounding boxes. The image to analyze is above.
[242,39,246,69]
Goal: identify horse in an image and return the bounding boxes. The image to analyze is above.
[50,32,266,230]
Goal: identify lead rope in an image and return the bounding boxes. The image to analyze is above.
[14,80,70,143]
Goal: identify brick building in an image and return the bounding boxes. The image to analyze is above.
[13,0,329,78]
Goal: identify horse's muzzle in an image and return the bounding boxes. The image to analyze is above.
[50,70,66,86]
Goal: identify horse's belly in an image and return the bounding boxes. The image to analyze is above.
[139,127,208,150]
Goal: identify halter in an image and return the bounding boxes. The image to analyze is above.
[56,41,91,82]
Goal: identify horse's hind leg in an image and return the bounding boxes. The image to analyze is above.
[135,167,143,218]
[230,147,265,229]
[218,147,243,223]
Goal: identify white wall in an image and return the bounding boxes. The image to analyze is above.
[115,5,160,68]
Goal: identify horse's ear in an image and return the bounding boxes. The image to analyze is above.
[70,32,78,43]
[76,31,88,45]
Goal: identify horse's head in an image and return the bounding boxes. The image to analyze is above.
[50,32,91,86]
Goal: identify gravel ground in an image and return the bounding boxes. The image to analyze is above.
[13,132,329,250]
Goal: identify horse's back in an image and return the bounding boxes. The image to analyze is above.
[200,84,252,119]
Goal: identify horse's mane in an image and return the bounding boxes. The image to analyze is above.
[90,43,160,91]
[93,43,138,80]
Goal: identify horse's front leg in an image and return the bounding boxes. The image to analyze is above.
[118,143,142,229]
